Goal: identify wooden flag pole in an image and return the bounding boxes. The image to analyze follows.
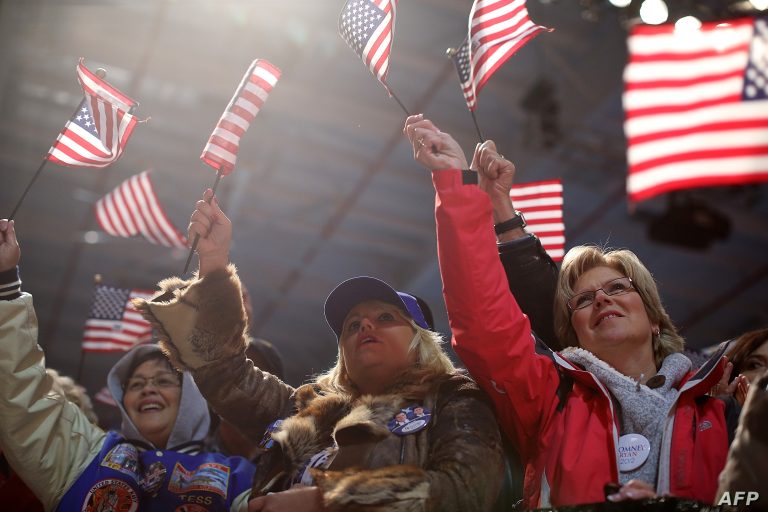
[8,68,107,221]
[76,273,102,382]
[182,168,224,275]
[389,89,411,116]
[446,47,485,143]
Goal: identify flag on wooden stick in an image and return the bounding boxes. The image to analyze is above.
[47,58,140,168]
[624,17,768,203]
[200,59,281,175]
[94,170,187,249]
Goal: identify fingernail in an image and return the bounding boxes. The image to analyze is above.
[607,494,620,502]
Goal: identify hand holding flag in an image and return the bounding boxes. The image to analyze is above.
[185,59,281,274]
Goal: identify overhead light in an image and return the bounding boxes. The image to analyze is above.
[675,16,702,33]
[639,0,669,25]
[608,0,632,7]
[750,0,768,10]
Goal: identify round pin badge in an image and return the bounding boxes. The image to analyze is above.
[617,433,651,472]
[387,406,432,436]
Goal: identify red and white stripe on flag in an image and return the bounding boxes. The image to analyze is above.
[200,59,281,175]
[338,0,397,89]
[624,18,768,203]
[511,179,565,261]
[47,58,139,168]
[95,171,188,249]
[82,286,154,352]
[95,386,118,407]
[469,0,551,99]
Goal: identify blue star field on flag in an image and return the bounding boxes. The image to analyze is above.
[742,18,768,101]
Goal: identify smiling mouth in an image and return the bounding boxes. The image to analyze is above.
[139,403,163,412]
[595,313,622,327]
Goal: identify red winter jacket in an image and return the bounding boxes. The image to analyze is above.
[432,170,730,508]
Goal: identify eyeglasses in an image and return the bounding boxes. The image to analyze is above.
[567,276,635,312]
[124,372,181,393]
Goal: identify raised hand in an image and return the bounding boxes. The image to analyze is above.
[403,114,468,171]
[248,486,325,512]
[187,189,231,276]
[0,219,20,272]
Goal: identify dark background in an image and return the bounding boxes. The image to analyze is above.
[1,0,766,428]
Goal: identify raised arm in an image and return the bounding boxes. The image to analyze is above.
[0,220,105,510]
[403,118,563,454]
[134,193,295,441]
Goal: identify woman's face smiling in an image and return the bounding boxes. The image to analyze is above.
[123,358,181,449]
[569,266,658,358]
[340,300,417,393]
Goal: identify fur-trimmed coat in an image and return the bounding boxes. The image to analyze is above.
[135,265,504,512]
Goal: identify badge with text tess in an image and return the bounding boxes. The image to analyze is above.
[617,433,651,472]
[387,405,432,436]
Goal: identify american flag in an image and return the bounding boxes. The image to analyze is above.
[200,59,281,175]
[339,0,396,90]
[624,18,768,203]
[452,40,477,111]
[468,0,551,102]
[511,179,565,261]
[47,58,139,168]
[94,170,187,249]
[82,285,154,352]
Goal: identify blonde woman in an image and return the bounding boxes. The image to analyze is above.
[404,114,732,509]
[135,190,503,512]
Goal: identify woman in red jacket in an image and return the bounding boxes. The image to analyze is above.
[403,114,732,509]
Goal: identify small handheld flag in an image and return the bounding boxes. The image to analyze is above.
[200,59,281,176]
[95,170,187,249]
[48,58,139,168]
[185,59,282,274]
[468,0,552,99]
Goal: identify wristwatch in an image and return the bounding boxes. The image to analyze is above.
[494,211,526,236]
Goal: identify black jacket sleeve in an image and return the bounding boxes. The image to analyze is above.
[497,234,560,350]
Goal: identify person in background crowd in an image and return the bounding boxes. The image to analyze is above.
[716,370,768,511]
[1,368,99,512]
[404,115,735,508]
[134,190,504,512]
[712,328,768,406]
[209,337,286,459]
[0,218,255,511]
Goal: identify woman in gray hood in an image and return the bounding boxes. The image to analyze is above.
[0,218,255,511]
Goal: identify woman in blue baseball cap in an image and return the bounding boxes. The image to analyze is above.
[135,189,504,512]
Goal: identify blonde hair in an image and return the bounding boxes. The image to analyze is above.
[315,307,456,396]
[47,368,99,425]
[554,245,684,368]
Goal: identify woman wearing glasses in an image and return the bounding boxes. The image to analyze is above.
[403,115,733,508]
[0,220,254,511]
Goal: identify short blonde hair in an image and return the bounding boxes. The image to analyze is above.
[554,245,684,368]
[316,307,456,396]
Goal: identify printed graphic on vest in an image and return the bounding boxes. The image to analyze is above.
[81,478,138,512]
[168,462,230,498]
[100,443,140,480]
